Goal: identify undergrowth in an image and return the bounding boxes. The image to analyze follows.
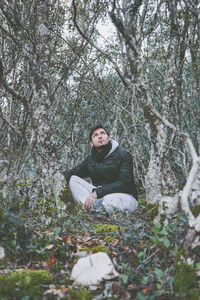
[0,198,199,299]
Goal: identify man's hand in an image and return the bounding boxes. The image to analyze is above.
[85,191,97,211]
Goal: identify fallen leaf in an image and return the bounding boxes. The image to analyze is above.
[46,244,54,250]
[47,256,56,267]
[123,246,129,251]
[112,239,120,247]
[128,284,135,290]
[63,235,75,245]
[42,261,48,268]
[142,287,154,294]
[84,231,91,236]
[81,236,92,243]
[111,251,118,255]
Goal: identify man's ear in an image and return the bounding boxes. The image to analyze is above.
[90,141,93,147]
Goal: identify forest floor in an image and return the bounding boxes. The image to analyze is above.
[0,196,199,299]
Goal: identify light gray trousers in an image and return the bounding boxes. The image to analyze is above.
[69,175,138,214]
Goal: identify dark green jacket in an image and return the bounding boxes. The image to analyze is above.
[63,140,138,199]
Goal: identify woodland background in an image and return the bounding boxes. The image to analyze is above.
[0,0,200,299]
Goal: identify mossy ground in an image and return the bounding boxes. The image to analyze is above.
[93,223,122,233]
[0,269,53,299]
[0,197,199,299]
[138,198,159,220]
[68,286,94,300]
[173,246,199,299]
[79,244,109,254]
[174,263,199,299]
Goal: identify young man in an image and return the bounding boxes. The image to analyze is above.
[63,124,138,213]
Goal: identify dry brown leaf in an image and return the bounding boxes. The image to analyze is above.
[42,261,48,268]
[128,284,135,290]
[47,256,56,267]
[111,251,118,255]
[123,246,130,251]
[112,239,120,247]
[142,287,154,294]
[84,231,91,236]
[63,235,76,245]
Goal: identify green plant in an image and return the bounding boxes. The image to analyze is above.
[0,269,53,299]
[0,208,32,259]
[79,244,109,254]
[69,287,93,300]
[150,224,171,248]
[93,223,122,233]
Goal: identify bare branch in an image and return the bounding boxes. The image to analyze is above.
[72,0,130,89]
[0,77,28,111]
[148,103,198,160]
[109,1,139,55]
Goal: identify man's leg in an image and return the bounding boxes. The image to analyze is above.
[102,193,138,214]
[69,175,95,205]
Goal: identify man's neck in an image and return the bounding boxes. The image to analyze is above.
[95,147,104,153]
[92,140,112,154]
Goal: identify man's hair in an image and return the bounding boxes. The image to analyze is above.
[89,124,109,141]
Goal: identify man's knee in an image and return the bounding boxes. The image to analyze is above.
[69,175,81,188]
[102,194,138,213]
[69,176,94,197]
[102,195,123,213]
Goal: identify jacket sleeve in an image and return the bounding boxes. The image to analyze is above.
[63,157,89,184]
[95,151,138,199]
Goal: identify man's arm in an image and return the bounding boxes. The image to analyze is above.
[63,157,98,211]
[63,157,89,184]
[94,151,138,199]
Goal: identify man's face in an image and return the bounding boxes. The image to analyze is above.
[90,128,110,148]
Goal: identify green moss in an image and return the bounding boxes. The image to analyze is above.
[149,203,159,220]
[138,197,147,207]
[69,287,93,300]
[80,245,109,254]
[50,264,65,272]
[104,235,115,243]
[59,184,73,201]
[93,223,122,233]
[162,201,168,211]
[0,269,53,299]
[174,247,199,299]
[59,184,79,213]
[174,263,199,299]
[191,204,200,217]
[175,246,187,264]
[138,198,159,220]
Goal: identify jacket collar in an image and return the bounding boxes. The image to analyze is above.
[105,139,119,158]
